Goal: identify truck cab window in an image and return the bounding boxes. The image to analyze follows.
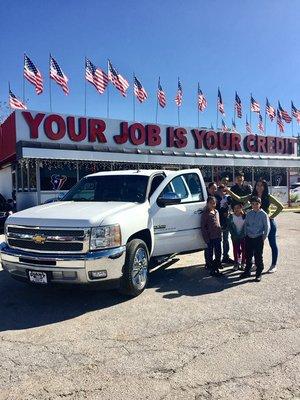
[183,173,204,201]
[148,175,165,198]
[160,176,188,199]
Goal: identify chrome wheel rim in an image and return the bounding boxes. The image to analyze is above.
[132,247,148,289]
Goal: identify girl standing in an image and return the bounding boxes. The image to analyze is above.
[201,196,223,277]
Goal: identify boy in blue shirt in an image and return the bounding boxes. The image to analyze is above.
[240,196,270,282]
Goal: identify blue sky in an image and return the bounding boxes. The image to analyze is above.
[0,0,299,136]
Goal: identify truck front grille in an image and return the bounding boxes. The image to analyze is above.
[6,225,90,254]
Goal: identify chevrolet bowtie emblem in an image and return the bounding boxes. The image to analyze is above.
[32,234,46,244]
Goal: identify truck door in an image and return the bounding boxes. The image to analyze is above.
[150,171,207,257]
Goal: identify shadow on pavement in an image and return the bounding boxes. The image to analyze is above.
[0,259,251,332]
[149,258,251,299]
[0,269,128,332]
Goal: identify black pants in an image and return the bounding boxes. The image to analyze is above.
[206,238,222,270]
[245,235,264,277]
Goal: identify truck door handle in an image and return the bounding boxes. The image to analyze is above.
[194,209,203,214]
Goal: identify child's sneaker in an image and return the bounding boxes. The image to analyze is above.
[233,263,239,271]
[240,263,246,271]
[268,265,277,273]
[251,264,257,272]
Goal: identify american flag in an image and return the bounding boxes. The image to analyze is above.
[221,119,228,132]
[258,113,264,133]
[291,101,300,124]
[175,78,183,107]
[218,88,225,115]
[108,60,129,97]
[24,54,43,95]
[246,117,252,134]
[197,84,207,111]
[85,58,108,94]
[235,91,242,118]
[250,95,260,113]
[278,101,292,123]
[157,78,166,108]
[266,98,276,121]
[232,119,237,132]
[50,55,69,95]
[9,89,27,110]
[277,109,284,133]
[134,75,148,103]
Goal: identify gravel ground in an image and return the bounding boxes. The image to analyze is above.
[0,212,299,400]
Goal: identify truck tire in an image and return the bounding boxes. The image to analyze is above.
[119,239,149,297]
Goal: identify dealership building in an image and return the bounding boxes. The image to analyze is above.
[0,110,299,210]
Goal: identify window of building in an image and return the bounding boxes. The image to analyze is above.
[40,165,77,191]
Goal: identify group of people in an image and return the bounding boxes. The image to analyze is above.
[201,171,283,282]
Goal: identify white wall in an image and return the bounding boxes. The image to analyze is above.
[0,166,13,199]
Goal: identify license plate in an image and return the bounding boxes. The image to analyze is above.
[28,271,48,284]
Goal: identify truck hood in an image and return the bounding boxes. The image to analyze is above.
[6,201,139,228]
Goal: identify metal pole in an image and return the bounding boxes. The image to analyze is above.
[197,84,200,128]
[107,84,110,118]
[216,97,219,130]
[251,166,254,187]
[155,95,159,124]
[269,167,272,191]
[36,161,41,205]
[177,106,180,126]
[291,103,294,137]
[76,161,80,182]
[287,167,291,207]
[49,54,52,112]
[264,104,267,136]
[84,57,87,116]
[133,73,135,121]
[23,53,25,104]
[8,82,12,112]
[249,93,252,126]
[26,162,30,192]
[233,93,236,125]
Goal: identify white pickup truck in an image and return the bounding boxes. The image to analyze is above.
[1,169,207,296]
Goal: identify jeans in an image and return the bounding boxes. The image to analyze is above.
[245,236,264,277]
[222,229,230,259]
[268,219,278,266]
[232,238,246,264]
[206,238,222,270]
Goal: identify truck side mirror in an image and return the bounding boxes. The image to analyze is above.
[157,192,181,207]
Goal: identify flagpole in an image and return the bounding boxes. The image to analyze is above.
[133,73,135,121]
[197,83,200,129]
[233,102,236,125]
[107,60,110,118]
[264,100,267,136]
[23,53,26,104]
[177,106,180,126]
[8,82,11,112]
[249,93,252,126]
[291,102,294,137]
[107,85,110,118]
[49,54,52,112]
[155,96,159,124]
[84,57,87,116]
[216,89,219,129]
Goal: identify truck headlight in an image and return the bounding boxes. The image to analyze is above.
[90,224,121,250]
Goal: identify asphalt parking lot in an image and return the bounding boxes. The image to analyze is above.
[0,212,299,400]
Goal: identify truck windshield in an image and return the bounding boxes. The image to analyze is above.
[62,175,149,203]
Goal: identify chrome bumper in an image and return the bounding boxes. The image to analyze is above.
[0,243,126,284]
